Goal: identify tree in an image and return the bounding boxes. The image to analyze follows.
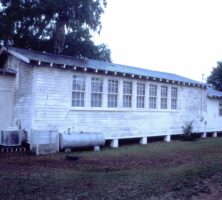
[0,0,111,61]
[207,62,222,91]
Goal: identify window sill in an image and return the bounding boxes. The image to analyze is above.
[69,107,179,112]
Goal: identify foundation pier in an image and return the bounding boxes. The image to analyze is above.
[164,135,171,142]
[201,132,207,138]
[213,132,217,138]
[110,139,119,148]
[139,137,147,145]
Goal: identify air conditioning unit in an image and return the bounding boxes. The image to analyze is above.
[0,130,22,146]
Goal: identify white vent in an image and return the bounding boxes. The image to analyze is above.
[0,130,22,146]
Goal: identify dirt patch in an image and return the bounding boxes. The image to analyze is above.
[0,151,195,171]
[1,139,222,200]
[150,174,222,200]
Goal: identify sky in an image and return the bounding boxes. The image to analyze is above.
[95,0,222,82]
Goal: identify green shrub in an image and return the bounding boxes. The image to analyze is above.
[181,121,197,141]
[182,121,193,136]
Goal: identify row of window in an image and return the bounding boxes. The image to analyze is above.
[72,76,178,110]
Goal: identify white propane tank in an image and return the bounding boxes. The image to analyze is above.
[59,132,105,149]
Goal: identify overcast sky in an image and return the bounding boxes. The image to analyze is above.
[95,0,222,82]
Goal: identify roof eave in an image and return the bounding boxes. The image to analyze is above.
[207,95,222,99]
[0,69,16,76]
[8,49,30,63]
[31,59,205,89]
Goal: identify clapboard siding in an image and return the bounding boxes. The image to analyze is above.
[4,56,34,129]
[207,98,222,132]
[33,67,207,138]
[0,75,15,129]
[0,75,15,91]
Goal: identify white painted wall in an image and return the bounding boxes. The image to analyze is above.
[4,56,34,130]
[0,75,15,129]
[4,57,216,139]
[32,67,207,139]
[207,98,222,132]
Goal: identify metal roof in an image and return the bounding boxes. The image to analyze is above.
[207,87,222,99]
[3,47,205,87]
[0,68,16,76]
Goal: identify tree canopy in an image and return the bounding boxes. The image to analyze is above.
[207,62,222,91]
[0,0,111,61]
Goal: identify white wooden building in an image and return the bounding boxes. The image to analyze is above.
[0,46,222,147]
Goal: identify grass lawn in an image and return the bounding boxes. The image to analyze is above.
[1,138,222,200]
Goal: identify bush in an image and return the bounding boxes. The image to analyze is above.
[181,121,197,141]
[182,121,193,136]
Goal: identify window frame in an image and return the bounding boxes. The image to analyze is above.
[72,75,86,107]
[171,87,178,110]
[149,84,157,109]
[123,81,133,108]
[107,79,119,108]
[160,85,168,109]
[137,82,146,108]
[91,77,103,107]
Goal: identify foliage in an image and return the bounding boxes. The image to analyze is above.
[0,0,111,61]
[182,121,193,136]
[181,121,197,141]
[207,62,222,91]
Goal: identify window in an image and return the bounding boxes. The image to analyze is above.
[123,81,132,107]
[149,84,157,109]
[171,87,178,110]
[137,82,145,108]
[91,77,103,107]
[219,101,222,116]
[161,86,168,109]
[108,80,118,108]
[72,76,85,107]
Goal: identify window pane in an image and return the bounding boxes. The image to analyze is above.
[73,76,85,91]
[161,86,168,109]
[123,81,132,95]
[108,80,118,107]
[137,82,145,108]
[123,81,132,107]
[171,99,177,110]
[161,86,168,97]
[91,78,103,107]
[72,76,85,107]
[149,85,157,109]
[91,93,102,107]
[137,96,145,108]
[91,78,103,93]
[149,85,157,97]
[161,98,167,109]
[137,83,145,95]
[171,87,177,98]
[123,95,132,107]
[108,80,118,93]
[149,97,156,109]
[171,87,177,110]
[108,94,118,107]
